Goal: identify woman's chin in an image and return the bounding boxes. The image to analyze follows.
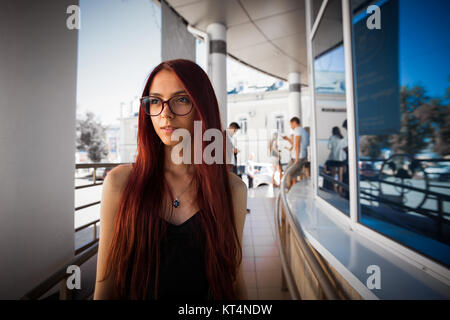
[161,139,179,147]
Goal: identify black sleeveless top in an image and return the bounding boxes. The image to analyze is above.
[146,210,213,300]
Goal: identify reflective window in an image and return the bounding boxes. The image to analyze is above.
[352,0,450,266]
[313,0,350,216]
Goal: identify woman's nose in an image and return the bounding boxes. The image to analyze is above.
[160,101,174,118]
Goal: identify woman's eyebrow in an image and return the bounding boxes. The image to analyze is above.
[150,90,187,97]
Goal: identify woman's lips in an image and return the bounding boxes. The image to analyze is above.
[161,126,176,133]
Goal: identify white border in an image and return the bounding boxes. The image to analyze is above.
[342,0,360,225]
[305,0,319,193]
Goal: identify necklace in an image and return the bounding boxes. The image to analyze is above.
[172,176,194,208]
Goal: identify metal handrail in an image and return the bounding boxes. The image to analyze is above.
[274,192,301,300]
[74,163,126,253]
[75,219,100,233]
[75,163,123,169]
[21,243,99,300]
[20,163,125,300]
[275,164,340,300]
[75,201,101,212]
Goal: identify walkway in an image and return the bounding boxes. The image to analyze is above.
[242,185,291,300]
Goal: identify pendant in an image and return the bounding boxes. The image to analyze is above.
[173,198,180,208]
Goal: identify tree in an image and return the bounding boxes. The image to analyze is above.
[388,83,449,157]
[433,80,450,156]
[360,135,389,158]
[434,106,450,156]
[390,85,431,155]
[76,111,109,163]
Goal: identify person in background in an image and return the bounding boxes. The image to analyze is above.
[339,119,349,197]
[282,117,308,190]
[341,120,348,161]
[226,122,240,176]
[227,122,251,213]
[325,126,346,193]
[245,152,258,189]
[301,127,311,180]
[268,132,282,187]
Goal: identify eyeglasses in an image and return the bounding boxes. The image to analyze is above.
[140,95,194,116]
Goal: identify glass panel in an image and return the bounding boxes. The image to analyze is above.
[352,0,450,266]
[312,0,350,216]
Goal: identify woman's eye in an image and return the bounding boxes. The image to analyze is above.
[177,96,190,103]
[150,98,160,104]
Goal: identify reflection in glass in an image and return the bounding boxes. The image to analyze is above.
[352,0,450,266]
[312,0,350,216]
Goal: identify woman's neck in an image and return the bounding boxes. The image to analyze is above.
[163,144,195,177]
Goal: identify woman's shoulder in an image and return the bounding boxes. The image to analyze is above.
[228,171,247,194]
[104,163,133,192]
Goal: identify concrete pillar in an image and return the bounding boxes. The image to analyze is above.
[0,0,77,298]
[206,23,227,129]
[161,0,195,62]
[288,72,302,121]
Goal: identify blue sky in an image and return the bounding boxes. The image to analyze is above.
[398,0,450,98]
[76,0,162,125]
[352,0,450,98]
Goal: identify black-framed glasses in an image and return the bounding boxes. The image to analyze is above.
[140,94,194,116]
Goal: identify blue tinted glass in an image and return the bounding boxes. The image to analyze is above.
[352,0,450,266]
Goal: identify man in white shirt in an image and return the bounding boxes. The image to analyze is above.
[226,122,251,214]
[282,116,309,189]
[226,122,240,175]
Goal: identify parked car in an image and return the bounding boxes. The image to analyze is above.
[251,162,281,187]
[359,162,378,180]
[424,165,450,181]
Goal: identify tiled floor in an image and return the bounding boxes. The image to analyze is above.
[242,185,291,300]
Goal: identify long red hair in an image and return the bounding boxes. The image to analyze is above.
[99,59,241,300]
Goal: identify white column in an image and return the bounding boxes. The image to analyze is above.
[206,23,227,129]
[0,0,77,298]
[288,72,302,120]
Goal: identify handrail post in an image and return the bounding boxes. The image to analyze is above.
[92,168,96,184]
[280,200,288,292]
[59,278,72,300]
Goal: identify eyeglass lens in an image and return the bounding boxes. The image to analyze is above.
[141,95,192,116]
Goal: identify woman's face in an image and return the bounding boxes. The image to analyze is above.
[148,69,197,147]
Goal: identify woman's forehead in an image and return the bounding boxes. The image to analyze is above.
[149,69,184,94]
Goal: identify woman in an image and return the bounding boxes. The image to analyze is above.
[268,132,282,187]
[325,126,345,193]
[93,59,248,300]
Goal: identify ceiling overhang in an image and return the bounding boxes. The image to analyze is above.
[163,0,309,85]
